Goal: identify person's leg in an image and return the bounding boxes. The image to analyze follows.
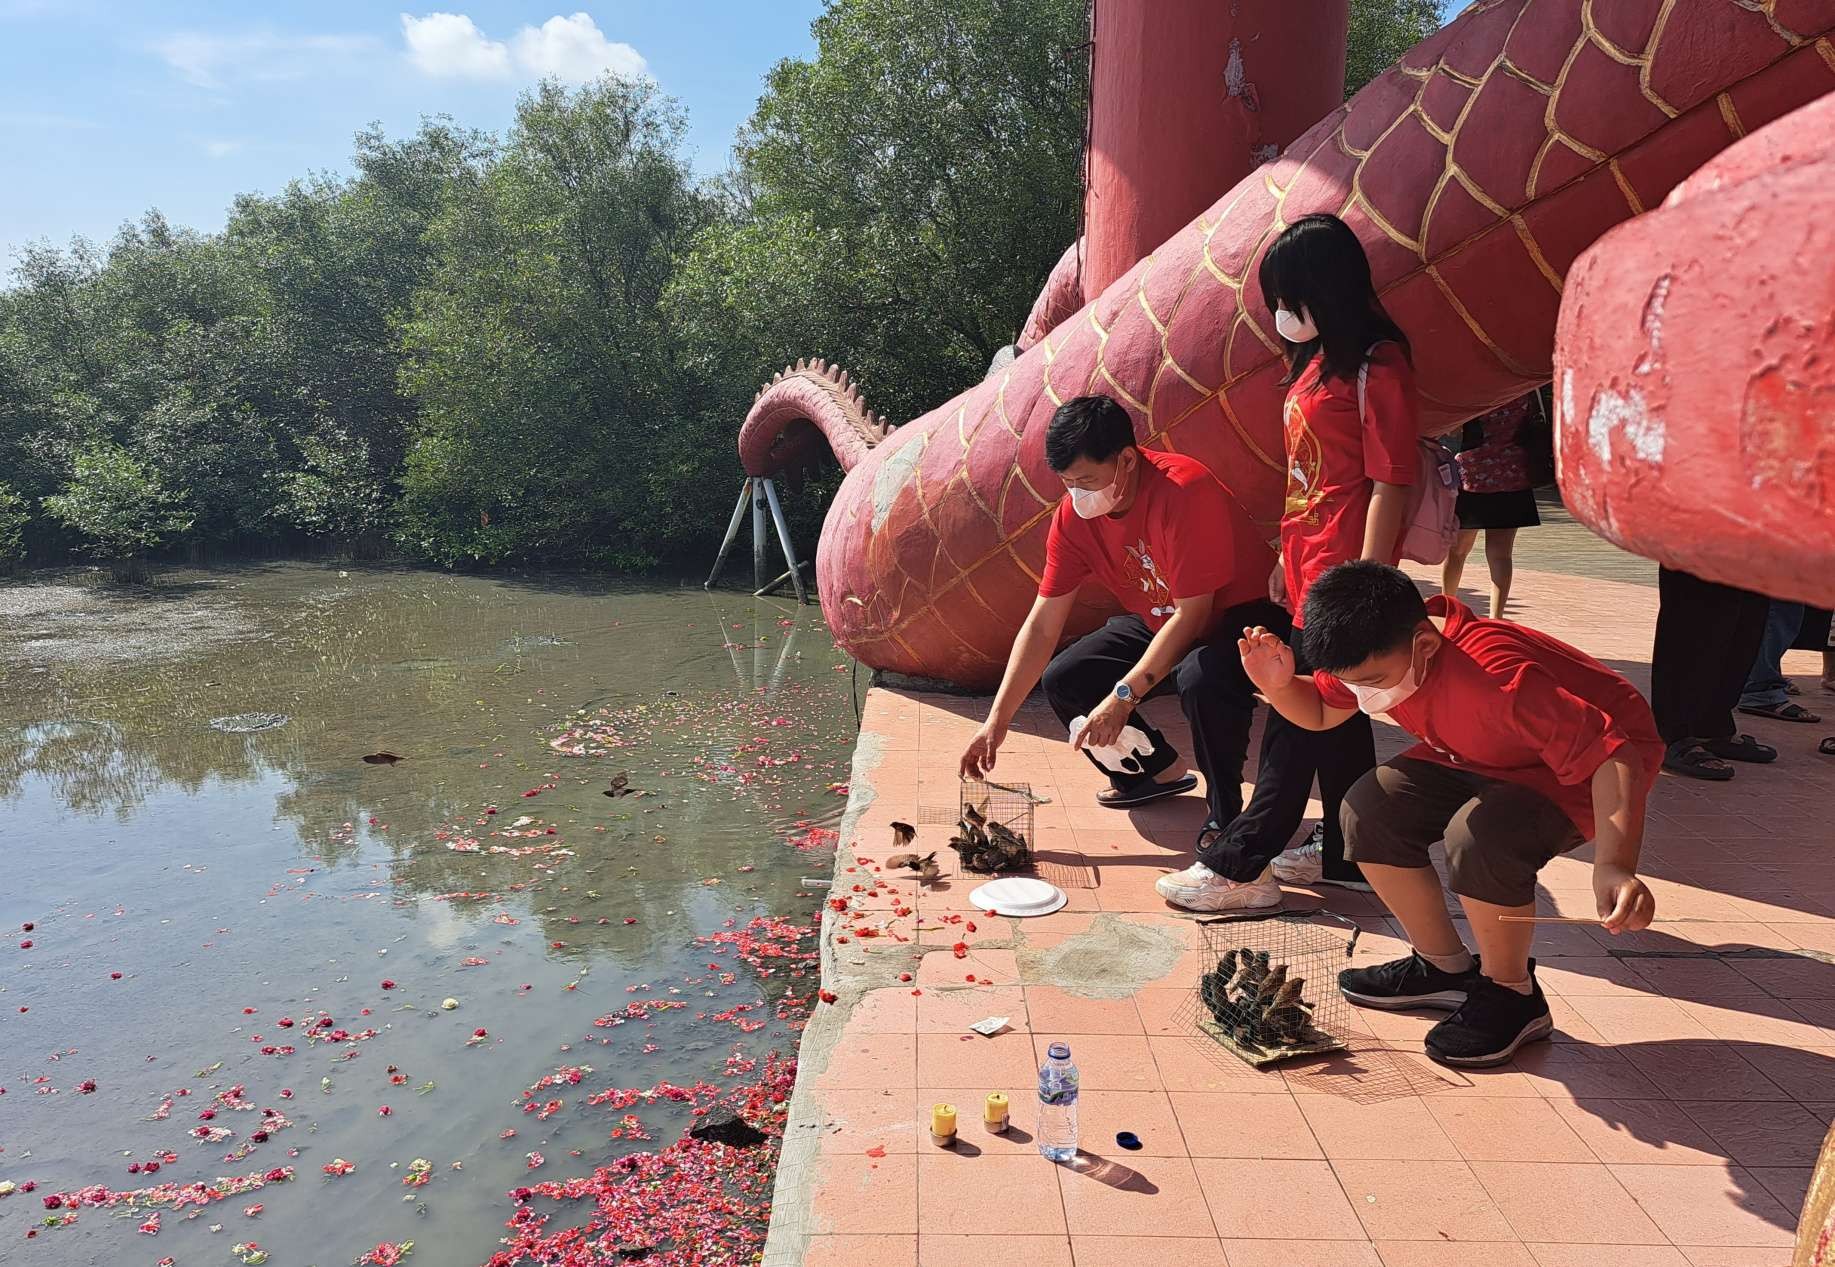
[1425,778,1583,1066]
[1702,583,1773,741]
[1336,759,1489,1010]
[1653,567,1740,778]
[1482,527,1518,620]
[1173,634,1259,831]
[1314,708,1377,885]
[1738,600,1817,720]
[1442,528,1478,598]
[1040,615,1180,793]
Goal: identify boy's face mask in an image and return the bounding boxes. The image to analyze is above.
[1275,305,1318,343]
[1345,632,1434,715]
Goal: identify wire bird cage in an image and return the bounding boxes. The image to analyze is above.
[947,778,1036,874]
[1176,912,1362,1067]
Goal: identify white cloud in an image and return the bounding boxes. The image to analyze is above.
[511,13,646,82]
[203,139,245,158]
[400,12,511,80]
[400,11,646,84]
[154,31,379,90]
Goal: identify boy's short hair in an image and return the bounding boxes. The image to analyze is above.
[1045,395,1136,472]
[1301,561,1430,671]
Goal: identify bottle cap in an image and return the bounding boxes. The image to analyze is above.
[1047,1042,1070,1060]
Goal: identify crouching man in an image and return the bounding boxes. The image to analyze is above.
[961,395,1285,867]
[1238,560,1660,1066]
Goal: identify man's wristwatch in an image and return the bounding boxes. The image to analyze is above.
[1113,681,1136,706]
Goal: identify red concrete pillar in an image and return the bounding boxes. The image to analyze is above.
[1082,0,1349,303]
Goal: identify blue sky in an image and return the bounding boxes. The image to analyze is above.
[0,2,826,265]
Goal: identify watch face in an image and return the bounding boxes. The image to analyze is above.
[1114,682,1133,701]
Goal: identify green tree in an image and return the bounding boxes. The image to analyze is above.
[41,441,194,580]
[0,483,28,569]
[1346,0,1445,97]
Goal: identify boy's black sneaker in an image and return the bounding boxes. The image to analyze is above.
[1424,975,1554,1068]
[1338,951,1481,1011]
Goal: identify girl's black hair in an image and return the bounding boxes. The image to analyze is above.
[1257,213,1412,386]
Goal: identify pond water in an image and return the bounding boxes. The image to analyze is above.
[0,564,855,1265]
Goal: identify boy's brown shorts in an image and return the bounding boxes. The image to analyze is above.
[1341,757,1586,906]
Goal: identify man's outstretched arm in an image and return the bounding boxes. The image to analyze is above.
[961,592,1075,778]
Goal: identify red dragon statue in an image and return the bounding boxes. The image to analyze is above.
[739,0,1835,688]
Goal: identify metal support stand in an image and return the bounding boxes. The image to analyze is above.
[705,476,812,604]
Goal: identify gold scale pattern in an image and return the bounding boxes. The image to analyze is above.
[801,0,1835,686]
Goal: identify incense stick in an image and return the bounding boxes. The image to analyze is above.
[1498,915,1684,925]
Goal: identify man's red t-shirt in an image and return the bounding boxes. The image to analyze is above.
[1313,596,1664,839]
[1281,342,1418,619]
[1038,448,1271,633]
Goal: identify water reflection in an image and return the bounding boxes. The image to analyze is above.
[0,564,851,1264]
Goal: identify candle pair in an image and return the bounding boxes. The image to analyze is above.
[931,1093,1009,1145]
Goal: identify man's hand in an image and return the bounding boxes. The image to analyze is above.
[1238,625,1296,695]
[1268,559,1286,605]
[1594,864,1655,934]
[960,720,1007,780]
[1075,692,1133,752]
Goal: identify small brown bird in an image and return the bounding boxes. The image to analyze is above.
[960,801,986,829]
[890,821,916,848]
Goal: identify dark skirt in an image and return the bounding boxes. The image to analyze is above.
[1456,487,1540,530]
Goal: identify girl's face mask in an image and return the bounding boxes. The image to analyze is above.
[1275,305,1318,344]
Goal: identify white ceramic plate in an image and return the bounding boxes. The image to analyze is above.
[968,876,1067,918]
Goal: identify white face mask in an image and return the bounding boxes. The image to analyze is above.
[1346,641,1427,716]
[1275,306,1318,344]
[1066,455,1129,519]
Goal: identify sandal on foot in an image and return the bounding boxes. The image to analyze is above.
[1663,741,1735,782]
[1097,771,1197,808]
[1820,737,1835,757]
[1738,701,1822,723]
[1703,734,1778,764]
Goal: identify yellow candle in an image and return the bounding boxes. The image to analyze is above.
[984,1092,1010,1132]
[930,1102,957,1144]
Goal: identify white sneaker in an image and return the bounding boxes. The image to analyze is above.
[1271,828,1324,884]
[1272,825,1374,892]
[1154,861,1282,913]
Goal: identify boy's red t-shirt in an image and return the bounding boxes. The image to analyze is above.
[1038,448,1272,633]
[1312,596,1664,839]
[1281,342,1419,618]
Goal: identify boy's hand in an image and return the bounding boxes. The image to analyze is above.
[960,720,1006,779]
[1238,626,1295,695]
[1594,864,1655,933]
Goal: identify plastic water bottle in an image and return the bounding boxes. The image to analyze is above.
[1037,1041,1079,1162]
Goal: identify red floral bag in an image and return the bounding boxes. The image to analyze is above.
[1455,397,1535,494]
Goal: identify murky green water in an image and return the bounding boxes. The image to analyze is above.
[0,564,854,1264]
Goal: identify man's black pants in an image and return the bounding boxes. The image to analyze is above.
[1197,637,1376,883]
[1652,566,1771,745]
[1039,601,1288,831]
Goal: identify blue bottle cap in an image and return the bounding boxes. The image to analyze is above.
[1115,1131,1142,1151]
[1047,1042,1071,1060]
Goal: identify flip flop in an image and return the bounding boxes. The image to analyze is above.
[1663,741,1735,782]
[1097,771,1198,808]
[1703,734,1778,764]
[1820,737,1835,757]
[1738,701,1822,723]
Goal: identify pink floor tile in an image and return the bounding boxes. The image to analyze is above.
[818,1032,917,1090]
[1199,1158,1367,1240]
[819,1087,922,1154]
[916,984,1028,1035]
[1132,987,1192,1036]
[1032,1033,1160,1091]
[1073,1237,1227,1267]
[1527,1247,1689,1267]
[1562,996,1717,1044]
[1678,1099,1829,1168]
[917,1151,1067,1237]
[1023,984,1146,1035]
[1727,1043,1835,1101]
[1056,1151,1218,1238]
[1333,1158,1516,1241]
[1548,1097,1732,1166]
[1676,1249,1794,1267]
[917,947,1020,987]
[1221,1241,1382,1267]
[1617,1042,1790,1102]
[1424,1096,1594,1163]
[918,1234,1073,1267]
[1069,1089,1186,1156]
[1149,1035,1285,1093]
[1608,1164,1796,1247]
[1512,1043,1665,1101]
[916,1032,1039,1087]
[913,1091,1041,1156]
[1676,998,1834,1049]
[1745,1166,1811,1214]
[851,987,921,1034]
[1378,1243,1537,1267]
[1171,1091,1323,1159]
[1470,1161,1664,1244]
[811,1151,920,1235]
[804,1234,919,1267]
[1297,1094,1461,1161]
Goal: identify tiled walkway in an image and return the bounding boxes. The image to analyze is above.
[773,552,1834,1267]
